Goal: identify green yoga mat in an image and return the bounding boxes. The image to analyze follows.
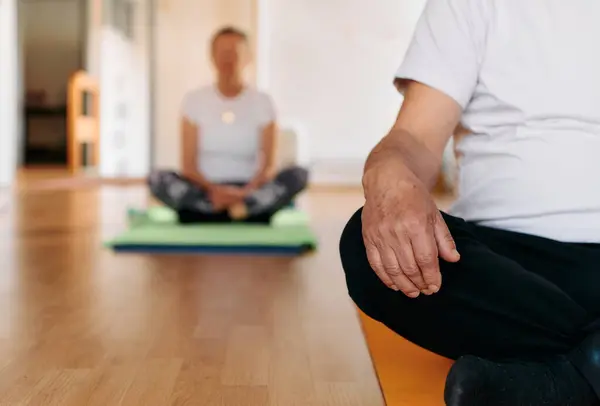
[105,207,318,255]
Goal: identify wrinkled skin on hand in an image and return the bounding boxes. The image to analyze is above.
[361,165,460,298]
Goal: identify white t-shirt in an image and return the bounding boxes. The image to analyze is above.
[182,85,276,183]
[396,0,600,243]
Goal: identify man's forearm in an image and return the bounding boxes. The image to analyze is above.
[364,129,442,192]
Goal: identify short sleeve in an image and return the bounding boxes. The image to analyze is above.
[395,0,490,108]
[258,92,277,125]
[181,92,199,125]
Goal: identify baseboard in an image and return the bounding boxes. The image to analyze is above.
[308,159,449,194]
[309,159,364,186]
[15,160,448,193]
[308,183,363,193]
[100,177,146,185]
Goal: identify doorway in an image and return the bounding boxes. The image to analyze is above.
[19,0,87,167]
[2,0,154,187]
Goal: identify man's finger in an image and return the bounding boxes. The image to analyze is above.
[434,213,460,263]
[388,267,421,298]
[379,244,405,291]
[365,243,397,290]
[410,223,442,293]
[391,232,427,291]
[376,242,421,298]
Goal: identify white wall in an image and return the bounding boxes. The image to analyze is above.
[261,0,426,183]
[97,0,151,178]
[153,0,426,184]
[0,0,19,187]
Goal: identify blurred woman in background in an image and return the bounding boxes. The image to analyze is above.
[149,27,308,223]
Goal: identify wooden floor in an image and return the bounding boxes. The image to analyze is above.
[0,181,386,405]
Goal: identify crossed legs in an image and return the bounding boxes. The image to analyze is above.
[148,166,308,223]
[340,208,600,405]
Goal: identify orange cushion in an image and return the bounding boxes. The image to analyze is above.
[358,310,453,406]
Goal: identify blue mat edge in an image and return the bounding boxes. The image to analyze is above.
[111,244,315,256]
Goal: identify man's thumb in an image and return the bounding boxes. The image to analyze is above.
[434,216,460,262]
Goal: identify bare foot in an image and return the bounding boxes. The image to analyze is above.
[228,202,249,220]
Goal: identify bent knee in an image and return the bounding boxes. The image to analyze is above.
[339,208,381,303]
[147,171,158,189]
[148,169,171,182]
[339,207,364,268]
[147,169,174,193]
[279,166,309,189]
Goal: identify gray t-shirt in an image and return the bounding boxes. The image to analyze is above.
[182,85,276,183]
[396,0,600,242]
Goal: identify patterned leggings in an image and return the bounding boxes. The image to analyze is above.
[148,166,309,223]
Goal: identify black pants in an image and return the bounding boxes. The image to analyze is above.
[340,208,600,362]
[148,166,309,223]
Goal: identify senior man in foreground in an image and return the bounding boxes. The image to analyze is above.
[340,0,600,405]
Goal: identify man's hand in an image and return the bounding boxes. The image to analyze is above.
[361,163,460,298]
[360,80,465,298]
